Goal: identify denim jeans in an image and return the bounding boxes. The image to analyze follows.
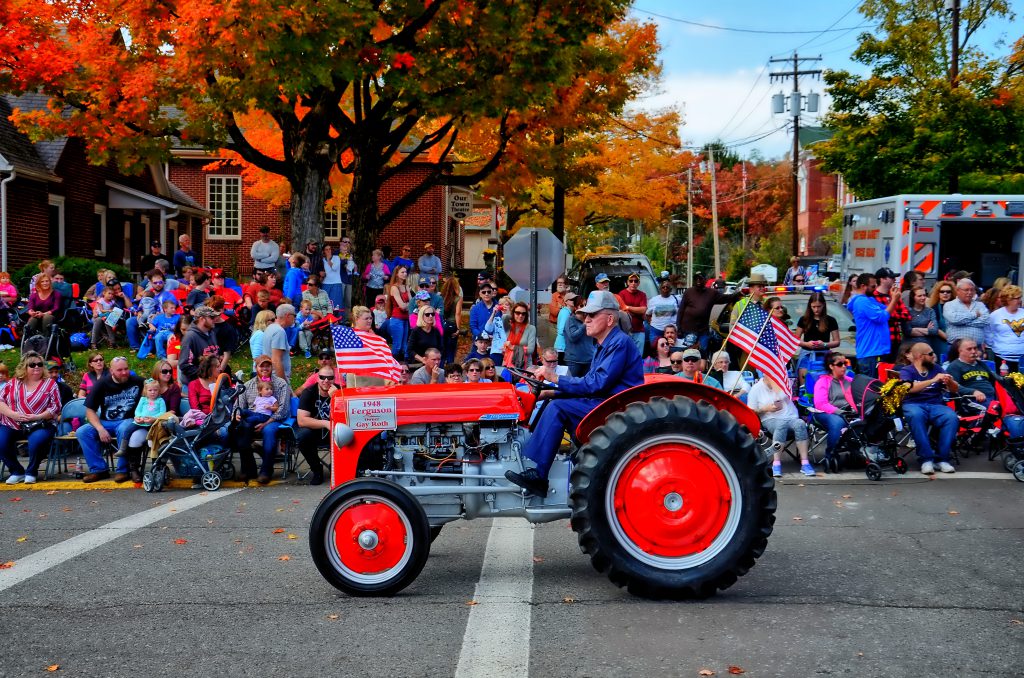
[0,424,55,476]
[126,316,142,350]
[902,402,957,462]
[630,332,646,355]
[761,416,808,446]
[235,419,283,478]
[523,397,601,477]
[856,354,881,378]
[812,411,847,454]
[388,317,409,362]
[77,419,134,473]
[154,329,173,359]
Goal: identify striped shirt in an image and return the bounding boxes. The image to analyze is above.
[0,378,60,429]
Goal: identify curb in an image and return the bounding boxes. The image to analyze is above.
[0,478,281,491]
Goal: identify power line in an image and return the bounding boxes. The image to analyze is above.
[631,7,874,35]
[714,61,770,140]
[787,1,862,53]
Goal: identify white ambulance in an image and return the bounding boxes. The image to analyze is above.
[840,194,1024,287]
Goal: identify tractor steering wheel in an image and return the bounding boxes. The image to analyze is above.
[504,366,551,396]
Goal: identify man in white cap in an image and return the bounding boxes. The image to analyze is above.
[670,347,723,390]
[505,290,643,496]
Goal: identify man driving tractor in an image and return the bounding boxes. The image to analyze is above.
[505,290,644,496]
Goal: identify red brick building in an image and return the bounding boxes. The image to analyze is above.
[169,148,498,277]
[0,93,207,276]
[797,126,855,255]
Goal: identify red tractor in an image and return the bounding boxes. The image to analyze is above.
[308,371,776,599]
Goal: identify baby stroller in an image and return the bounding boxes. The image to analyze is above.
[996,374,1024,481]
[143,374,238,492]
[822,376,911,480]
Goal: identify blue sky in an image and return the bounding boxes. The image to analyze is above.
[627,1,1019,159]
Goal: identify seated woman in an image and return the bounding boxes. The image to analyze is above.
[643,337,674,374]
[748,374,815,478]
[26,273,61,338]
[0,352,61,484]
[708,351,750,401]
[812,352,859,461]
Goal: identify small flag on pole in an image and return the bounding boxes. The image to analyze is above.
[728,301,799,396]
[331,324,402,383]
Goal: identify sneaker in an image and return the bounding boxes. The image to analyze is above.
[921,461,935,475]
[23,475,36,484]
[304,350,312,359]
[5,474,24,485]
[800,463,815,476]
[772,462,783,478]
[937,461,956,474]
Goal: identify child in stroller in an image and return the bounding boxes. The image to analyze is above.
[143,373,237,492]
[812,364,912,480]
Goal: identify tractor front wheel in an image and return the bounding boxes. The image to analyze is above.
[309,479,430,596]
[569,396,776,599]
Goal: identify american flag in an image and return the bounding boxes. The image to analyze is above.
[331,323,402,383]
[728,300,799,396]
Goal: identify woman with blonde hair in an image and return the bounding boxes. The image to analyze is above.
[346,305,388,387]
[0,351,60,484]
[987,284,1024,372]
[408,295,443,367]
[249,309,277,373]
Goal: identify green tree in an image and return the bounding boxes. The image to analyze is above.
[818,0,1023,198]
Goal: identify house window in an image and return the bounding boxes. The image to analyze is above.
[324,210,349,242]
[93,205,107,256]
[207,176,242,239]
[47,195,65,257]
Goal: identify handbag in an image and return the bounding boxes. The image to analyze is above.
[20,419,53,435]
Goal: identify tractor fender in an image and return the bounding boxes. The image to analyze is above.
[574,374,761,445]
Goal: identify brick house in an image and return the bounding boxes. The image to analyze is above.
[168,147,504,278]
[0,93,207,277]
[797,126,855,255]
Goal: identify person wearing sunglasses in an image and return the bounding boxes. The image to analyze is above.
[292,367,335,486]
[463,358,489,384]
[0,352,60,485]
[812,352,859,463]
[670,348,723,390]
[409,292,443,369]
[505,291,643,497]
[898,341,959,475]
[500,302,536,369]
[469,283,499,344]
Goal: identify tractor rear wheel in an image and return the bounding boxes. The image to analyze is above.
[309,479,430,597]
[569,396,776,599]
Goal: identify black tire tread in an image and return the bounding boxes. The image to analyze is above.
[568,396,776,600]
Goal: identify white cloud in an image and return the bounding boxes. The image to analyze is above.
[632,68,832,160]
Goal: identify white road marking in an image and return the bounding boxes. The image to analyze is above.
[455,518,534,678]
[0,489,241,593]
[781,471,1014,482]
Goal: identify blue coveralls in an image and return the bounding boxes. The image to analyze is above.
[523,326,644,476]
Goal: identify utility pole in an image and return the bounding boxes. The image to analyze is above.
[947,0,960,192]
[770,53,821,257]
[708,146,721,279]
[741,160,747,252]
[687,167,694,288]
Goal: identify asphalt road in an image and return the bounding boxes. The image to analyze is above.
[0,473,1021,678]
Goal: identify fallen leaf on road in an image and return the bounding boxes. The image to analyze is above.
[0,561,13,569]
[173,539,187,545]
[9,497,21,502]
[792,516,803,521]
[532,556,544,563]
[842,494,853,499]
[292,500,301,504]
[61,507,72,512]
[728,667,745,675]
[133,544,143,548]
[46,490,58,496]
[562,596,576,604]
[272,528,285,534]
[287,534,297,540]
[275,508,285,513]
[326,614,339,620]
[699,670,715,676]
[278,555,291,561]
[948,510,960,515]
[890,490,899,497]
[1010,619,1022,625]
[466,600,479,606]
[833,500,845,507]
[16,536,27,543]
[207,519,214,525]
[46,665,60,672]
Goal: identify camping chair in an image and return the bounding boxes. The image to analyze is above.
[46,397,87,479]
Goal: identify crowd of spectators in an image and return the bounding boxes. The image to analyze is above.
[4,232,1024,487]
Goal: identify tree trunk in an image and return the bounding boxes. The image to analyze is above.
[347,167,384,266]
[289,164,332,252]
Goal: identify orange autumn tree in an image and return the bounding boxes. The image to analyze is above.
[0,0,633,254]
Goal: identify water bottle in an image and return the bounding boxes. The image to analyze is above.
[1000,361,1010,377]
[73,456,85,479]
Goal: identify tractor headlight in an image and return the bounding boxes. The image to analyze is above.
[333,422,355,449]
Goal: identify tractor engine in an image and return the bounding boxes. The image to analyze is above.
[373,419,528,519]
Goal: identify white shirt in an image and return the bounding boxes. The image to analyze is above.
[748,379,796,423]
[987,306,1024,359]
[647,293,680,331]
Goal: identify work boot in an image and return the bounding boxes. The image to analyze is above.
[504,468,548,497]
[82,470,110,483]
